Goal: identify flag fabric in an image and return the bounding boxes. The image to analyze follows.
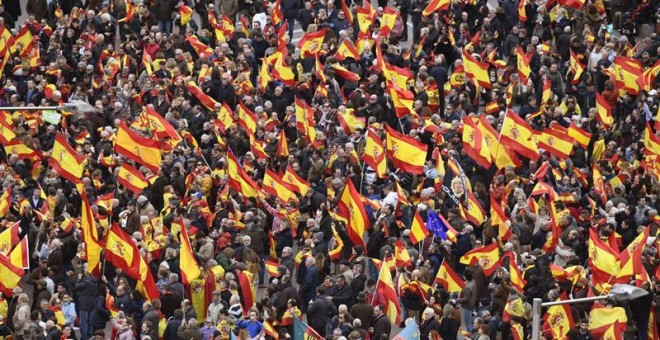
[595,93,613,128]
[535,128,574,159]
[638,59,660,93]
[460,191,486,226]
[49,133,85,183]
[355,4,374,33]
[392,320,420,340]
[568,122,592,149]
[516,46,531,84]
[502,253,526,293]
[185,81,219,111]
[426,210,458,242]
[264,260,280,278]
[0,117,16,144]
[462,51,491,89]
[0,253,23,296]
[0,187,11,219]
[379,7,399,37]
[298,30,326,58]
[336,180,369,248]
[612,56,642,95]
[394,240,413,267]
[226,150,260,198]
[282,166,310,196]
[237,270,256,315]
[337,109,365,135]
[462,117,491,168]
[490,196,511,240]
[363,129,387,177]
[434,260,465,293]
[105,225,140,278]
[272,0,284,25]
[185,35,214,59]
[589,305,627,339]
[331,63,361,82]
[376,256,402,324]
[293,316,324,340]
[328,225,344,261]
[334,39,360,62]
[385,125,428,174]
[459,242,500,276]
[179,2,193,25]
[179,223,202,285]
[588,228,620,281]
[389,84,415,118]
[3,139,40,160]
[118,0,138,23]
[262,169,298,204]
[117,163,149,194]
[0,222,20,256]
[237,103,258,136]
[409,211,430,245]
[142,106,182,142]
[8,236,28,269]
[518,0,527,22]
[570,50,585,84]
[114,121,162,172]
[644,123,660,154]
[422,0,450,16]
[80,191,102,274]
[477,116,521,169]
[500,109,539,161]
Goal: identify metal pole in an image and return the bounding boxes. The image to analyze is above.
[532,298,541,340]
[0,106,65,111]
[532,294,612,340]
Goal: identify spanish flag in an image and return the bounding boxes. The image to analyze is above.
[536,128,574,159]
[80,191,102,275]
[409,211,430,245]
[422,0,450,16]
[237,270,256,315]
[0,117,16,144]
[542,298,575,340]
[385,125,428,174]
[271,53,296,86]
[389,83,415,118]
[612,56,642,95]
[500,110,539,161]
[518,0,527,22]
[118,0,138,23]
[379,7,398,37]
[490,196,511,240]
[477,116,521,169]
[459,242,500,276]
[314,55,326,83]
[588,228,620,278]
[185,35,214,59]
[362,129,387,177]
[179,3,193,25]
[336,180,369,248]
[136,252,160,302]
[355,3,375,33]
[0,252,23,296]
[459,191,486,227]
[272,0,284,24]
[263,169,298,204]
[0,188,10,219]
[595,93,613,128]
[294,98,317,143]
[568,122,592,149]
[0,221,19,256]
[9,237,29,269]
[237,103,258,136]
[142,106,182,142]
[276,130,289,158]
[502,253,526,293]
[50,133,85,183]
[3,139,40,160]
[515,46,531,84]
[114,121,162,172]
[376,256,402,324]
[644,123,660,154]
[185,81,219,111]
[462,50,491,89]
[216,102,234,133]
[638,59,660,93]
[462,117,491,169]
[179,222,202,285]
[616,228,648,285]
[117,163,149,194]
[282,165,310,196]
[334,39,360,62]
[331,63,361,82]
[329,225,344,261]
[434,260,465,293]
[105,225,140,278]
[570,50,585,84]
[226,149,260,198]
[298,29,326,58]
[258,58,272,93]
[588,305,627,339]
[394,240,413,267]
[382,62,413,90]
[264,260,280,278]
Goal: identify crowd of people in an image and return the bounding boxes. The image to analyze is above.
[0,0,658,339]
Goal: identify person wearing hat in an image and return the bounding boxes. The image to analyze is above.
[312,232,327,256]
[338,260,354,285]
[200,317,217,339]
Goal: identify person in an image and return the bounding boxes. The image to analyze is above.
[142,301,161,340]
[11,293,30,339]
[420,307,441,340]
[74,274,98,340]
[300,256,319,313]
[177,318,202,340]
[235,310,264,339]
[350,292,374,331]
[371,305,391,339]
[458,268,477,333]
[307,286,336,336]
[438,304,459,340]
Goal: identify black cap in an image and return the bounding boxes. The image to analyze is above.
[128,199,137,206]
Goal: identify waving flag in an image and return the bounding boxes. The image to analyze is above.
[462,50,491,89]
[180,222,202,284]
[422,0,450,16]
[336,180,369,248]
[595,93,613,128]
[385,125,428,174]
[462,117,491,169]
[516,46,531,84]
[118,0,138,23]
[179,2,193,25]
[434,260,465,293]
[117,163,149,194]
[50,134,85,183]
[426,210,457,242]
[363,129,387,178]
[80,191,102,275]
[375,256,402,324]
[298,30,326,57]
[114,121,162,172]
[459,242,500,276]
[282,166,310,196]
[409,211,430,245]
[105,225,140,278]
[0,253,23,296]
[9,237,28,269]
[500,110,539,161]
[589,305,627,339]
[263,169,298,204]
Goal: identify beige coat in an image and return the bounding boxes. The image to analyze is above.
[12,303,30,336]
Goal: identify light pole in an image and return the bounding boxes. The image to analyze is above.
[1,100,100,113]
[531,283,649,340]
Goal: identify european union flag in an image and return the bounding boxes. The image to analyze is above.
[427,210,448,240]
[392,319,420,340]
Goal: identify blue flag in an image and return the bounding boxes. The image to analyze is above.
[392,319,420,340]
[427,210,448,240]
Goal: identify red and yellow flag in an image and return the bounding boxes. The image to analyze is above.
[263,169,298,204]
[105,225,140,278]
[0,252,23,296]
[180,222,202,285]
[462,50,491,89]
[226,150,260,198]
[459,242,500,276]
[50,133,85,183]
[462,117,491,169]
[379,7,398,37]
[595,93,613,128]
[142,106,182,143]
[434,260,465,293]
[179,3,193,25]
[394,240,412,267]
[385,125,428,174]
[9,237,29,269]
[516,46,531,84]
[500,109,539,161]
[363,129,387,178]
[422,0,450,16]
[535,128,574,159]
[0,221,19,256]
[118,163,149,194]
[588,305,627,339]
[80,191,102,274]
[490,196,511,240]
[570,50,585,84]
[638,59,660,93]
[409,211,430,245]
[328,225,344,261]
[376,256,402,324]
[185,35,214,59]
[612,56,642,95]
[477,116,521,169]
[459,191,486,227]
[334,39,360,62]
[114,121,162,172]
[118,0,138,23]
[568,122,592,149]
[543,296,575,340]
[282,166,310,196]
[185,81,219,111]
[298,29,326,58]
[336,180,369,248]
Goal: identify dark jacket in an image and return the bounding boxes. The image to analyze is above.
[74,277,99,311]
[142,308,161,340]
[91,296,110,330]
[163,316,183,340]
[372,313,391,339]
[420,318,441,340]
[350,302,374,330]
[307,296,336,335]
[331,283,353,309]
[300,264,319,302]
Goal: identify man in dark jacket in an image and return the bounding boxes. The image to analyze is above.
[371,305,391,339]
[307,287,337,335]
[163,309,184,340]
[274,275,302,319]
[300,256,319,313]
[350,292,374,331]
[330,274,354,309]
[74,274,98,340]
[142,300,162,340]
[282,0,299,38]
